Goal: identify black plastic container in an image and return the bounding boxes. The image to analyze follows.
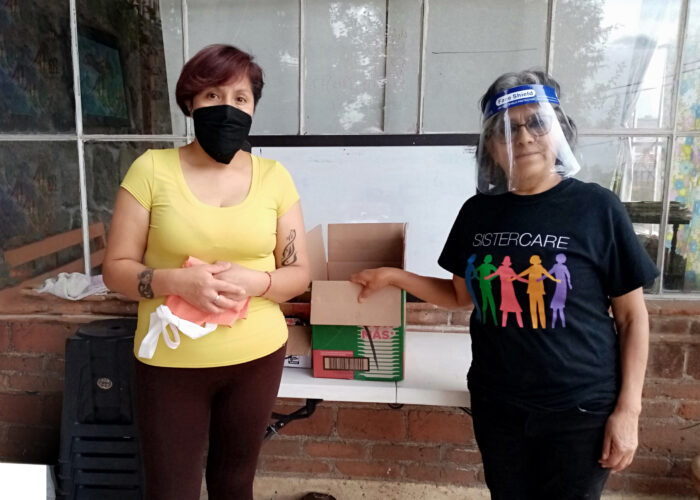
[55,318,142,500]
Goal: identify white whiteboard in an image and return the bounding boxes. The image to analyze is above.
[253,146,477,277]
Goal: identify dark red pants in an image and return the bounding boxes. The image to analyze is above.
[134,345,286,500]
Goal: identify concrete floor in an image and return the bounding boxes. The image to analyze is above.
[0,462,689,500]
[200,476,696,500]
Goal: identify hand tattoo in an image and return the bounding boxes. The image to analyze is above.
[281,229,298,266]
[137,268,154,298]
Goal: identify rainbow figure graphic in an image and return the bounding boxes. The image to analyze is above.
[538,253,572,328]
[516,255,561,329]
[464,254,482,322]
[486,256,528,327]
[475,254,498,325]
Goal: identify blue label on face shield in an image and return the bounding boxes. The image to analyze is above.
[484,85,560,119]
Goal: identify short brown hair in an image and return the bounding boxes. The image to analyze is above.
[175,44,264,116]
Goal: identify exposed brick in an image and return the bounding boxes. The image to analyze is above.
[304,440,365,459]
[625,455,670,476]
[443,447,483,465]
[668,457,693,478]
[649,316,690,335]
[335,460,401,479]
[406,308,449,326]
[11,322,75,354]
[450,311,470,326]
[643,381,700,400]
[371,443,440,462]
[639,422,700,453]
[404,463,479,486]
[603,473,628,491]
[259,437,301,457]
[0,323,10,352]
[691,319,700,335]
[6,425,58,446]
[640,400,676,418]
[407,410,474,444]
[0,394,42,424]
[43,357,65,375]
[337,408,405,441]
[688,345,700,380]
[647,300,700,316]
[261,457,329,474]
[7,373,64,393]
[40,393,63,426]
[273,398,307,412]
[624,475,694,496]
[0,355,44,373]
[678,402,700,420]
[277,406,334,437]
[0,437,58,464]
[646,343,684,378]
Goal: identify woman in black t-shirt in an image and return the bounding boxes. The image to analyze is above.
[351,70,658,499]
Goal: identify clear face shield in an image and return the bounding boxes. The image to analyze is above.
[476,84,580,195]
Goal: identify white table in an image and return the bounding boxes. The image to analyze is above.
[278,331,471,406]
[0,462,54,500]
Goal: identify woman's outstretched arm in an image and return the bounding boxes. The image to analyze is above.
[350,267,471,310]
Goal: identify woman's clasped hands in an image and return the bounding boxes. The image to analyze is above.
[213,261,270,299]
[175,262,247,313]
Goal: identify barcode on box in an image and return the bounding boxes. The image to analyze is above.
[323,356,369,371]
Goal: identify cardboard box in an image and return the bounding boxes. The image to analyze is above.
[309,223,406,381]
[284,325,312,368]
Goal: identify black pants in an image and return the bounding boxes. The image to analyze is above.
[134,345,286,500]
[471,393,612,500]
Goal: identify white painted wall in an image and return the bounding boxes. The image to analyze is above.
[254,145,478,278]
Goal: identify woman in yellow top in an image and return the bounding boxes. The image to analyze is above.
[103,44,310,500]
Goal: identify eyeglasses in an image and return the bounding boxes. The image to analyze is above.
[491,114,554,144]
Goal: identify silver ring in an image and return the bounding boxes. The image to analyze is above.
[214,294,220,304]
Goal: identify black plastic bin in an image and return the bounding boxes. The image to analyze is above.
[55,318,143,500]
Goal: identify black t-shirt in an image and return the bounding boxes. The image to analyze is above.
[439,178,659,411]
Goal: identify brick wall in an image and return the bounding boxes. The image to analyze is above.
[0,300,698,495]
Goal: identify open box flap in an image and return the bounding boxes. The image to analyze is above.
[327,261,403,281]
[310,281,402,327]
[306,225,328,282]
[327,223,405,269]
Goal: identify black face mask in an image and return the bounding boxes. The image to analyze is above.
[192,105,252,164]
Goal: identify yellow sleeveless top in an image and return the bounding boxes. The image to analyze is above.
[120,148,299,368]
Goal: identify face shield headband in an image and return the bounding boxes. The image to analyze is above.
[483,84,560,120]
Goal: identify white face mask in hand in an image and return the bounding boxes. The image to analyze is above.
[138,305,218,360]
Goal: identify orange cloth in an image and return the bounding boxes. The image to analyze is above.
[164,256,250,326]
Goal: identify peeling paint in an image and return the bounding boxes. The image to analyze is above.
[279,51,299,66]
[339,92,374,130]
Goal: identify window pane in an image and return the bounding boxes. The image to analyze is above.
[158,0,187,136]
[78,0,180,135]
[663,136,699,292]
[422,0,548,133]
[384,0,422,134]
[676,0,700,131]
[0,142,80,291]
[85,141,184,231]
[1,0,75,133]
[553,0,681,130]
[304,0,387,134]
[576,135,668,291]
[188,0,300,135]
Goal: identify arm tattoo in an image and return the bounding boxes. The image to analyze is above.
[137,268,155,299]
[281,229,298,266]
